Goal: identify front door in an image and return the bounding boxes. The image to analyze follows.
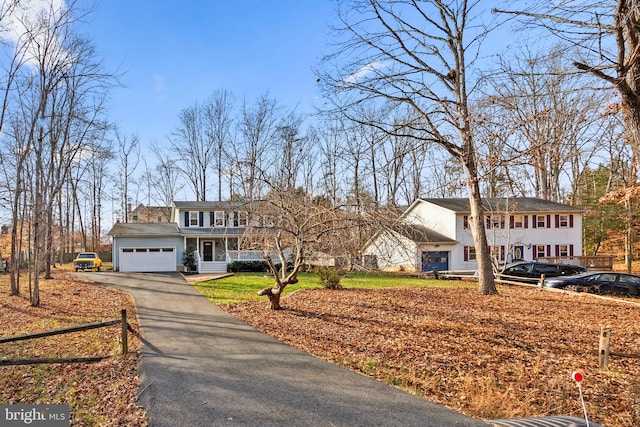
[513,246,524,261]
[203,241,213,262]
[421,251,448,272]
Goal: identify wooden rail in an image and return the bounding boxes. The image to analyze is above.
[0,309,131,366]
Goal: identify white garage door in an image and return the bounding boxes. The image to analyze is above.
[119,247,176,272]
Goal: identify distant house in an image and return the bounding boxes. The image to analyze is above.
[362,197,583,273]
[109,201,262,273]
[127,203,171,223]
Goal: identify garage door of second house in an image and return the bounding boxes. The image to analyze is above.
[119,247,177,272]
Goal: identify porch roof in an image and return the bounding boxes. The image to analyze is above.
[180,227,246,236]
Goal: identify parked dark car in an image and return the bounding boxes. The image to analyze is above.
[500,261,587,279]
[543,271,640,296]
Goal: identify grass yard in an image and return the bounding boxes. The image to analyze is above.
[193,271,475,304]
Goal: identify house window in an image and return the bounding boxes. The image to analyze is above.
[558,214,569,228]
[486,215,504,229]
[464,246,476,261]
[236,211,248,227]
[513,215,523,228]
[132,214,139,221]
[559,245,569,256]
[536,215,546,228]
[157,216,162,223]
[491,245,505,261]
[189,212,199,226]
[536,245,546,258]
[214,211,226,226]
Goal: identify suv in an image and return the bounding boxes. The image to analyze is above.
[500,261,586,279]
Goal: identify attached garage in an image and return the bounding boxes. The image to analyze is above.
[108,222,183,273]
[119,247,177,272]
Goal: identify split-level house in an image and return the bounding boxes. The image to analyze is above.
[362,197,583,273]
[109,201,260,273]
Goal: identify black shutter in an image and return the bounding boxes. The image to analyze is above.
[199,212,204,227]
[184,212,189,227]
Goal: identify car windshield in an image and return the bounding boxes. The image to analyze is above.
[78,253,94,258]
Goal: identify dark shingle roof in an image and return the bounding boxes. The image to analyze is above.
[108,222,180,237]
[173,201,250,210]
[419,197,583,213]
[390,223,456,244]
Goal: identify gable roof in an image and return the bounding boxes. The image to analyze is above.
[108,222,180,237]
[419,197,583,213]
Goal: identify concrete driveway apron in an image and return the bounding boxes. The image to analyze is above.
[83,272,489,427]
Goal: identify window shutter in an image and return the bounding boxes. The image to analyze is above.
[500,246,505,261]
[463,246,469,262]
[485,216,490,229]
[555,245,560,256]
[184,212,189,227]
[546,245,551,257]
[555,215,559,228]
[509,216,514,229]
[209,212,214,226]
[546,215,551,228]
[532,216,536,228]
[524,215,529,228]
[500,217,505,229]
[463,215,468,229]
[570,244,574,256]
[199,212,204,227]
[569,214,574,228]
[533,246,537,260]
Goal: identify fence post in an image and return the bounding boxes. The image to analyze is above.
[599,326,611,369]
[121,309,128,355]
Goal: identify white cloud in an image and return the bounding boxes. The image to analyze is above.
[0,0,68,68]
[343,60,388,85]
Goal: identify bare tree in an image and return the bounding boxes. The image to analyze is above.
[116,130,139,222]
[233,94,281,200]
[495,1,640,180]
[250,188,355,309]
[171,102,215,201]
[320,0,499,294]
[204,89,234,201]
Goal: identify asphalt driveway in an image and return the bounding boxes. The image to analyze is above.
[83,271,489,427]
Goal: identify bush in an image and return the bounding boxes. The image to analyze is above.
[313,266,346,289]
[227,261,270,273]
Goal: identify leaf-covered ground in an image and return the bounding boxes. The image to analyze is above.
[221,285,640,427]
[0,271,146,426]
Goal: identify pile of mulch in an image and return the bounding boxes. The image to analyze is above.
[221,285,640,427]
[0,271,146,426]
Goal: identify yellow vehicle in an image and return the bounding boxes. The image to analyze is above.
[73,252,102,272]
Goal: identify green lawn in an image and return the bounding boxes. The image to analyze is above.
[192,272,475,304]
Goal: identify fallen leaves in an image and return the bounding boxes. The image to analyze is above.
[0,271,146,426]
[221,285,640,427]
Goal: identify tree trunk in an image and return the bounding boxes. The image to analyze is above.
[462,150,498,295]
[258,287,283,310]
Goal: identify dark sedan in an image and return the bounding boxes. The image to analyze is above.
[500,261,587,279]
[543,271,640,296]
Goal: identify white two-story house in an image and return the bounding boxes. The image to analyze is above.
[109,201,260,273]
[362,197,583,273]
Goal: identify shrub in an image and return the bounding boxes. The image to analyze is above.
[313,266,346,289]
[227,261,270,273]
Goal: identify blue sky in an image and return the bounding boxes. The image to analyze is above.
[83,1,336,146]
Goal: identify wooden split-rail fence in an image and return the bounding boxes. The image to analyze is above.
[0,309,135,366]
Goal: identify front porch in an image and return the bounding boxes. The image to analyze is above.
[192,249,271,273]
